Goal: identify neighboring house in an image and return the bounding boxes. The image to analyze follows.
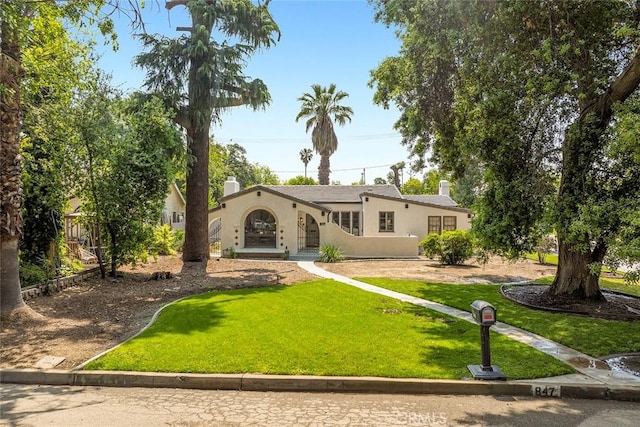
[161,182,186,231]
[64,183,186,260]
[208,177,472,259]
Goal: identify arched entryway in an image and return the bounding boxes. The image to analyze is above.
[245,209,277,248]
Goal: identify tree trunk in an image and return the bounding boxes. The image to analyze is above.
[318,152,331,185]
[546,241,605,301]
[0,20,28,319]
[182,124,211,262]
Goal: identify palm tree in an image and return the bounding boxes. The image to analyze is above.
[295,84,353,185]
[299,148,313,178]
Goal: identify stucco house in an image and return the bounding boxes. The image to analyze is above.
[208,177,472,259]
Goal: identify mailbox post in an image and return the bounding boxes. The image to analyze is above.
[467,300,506,380]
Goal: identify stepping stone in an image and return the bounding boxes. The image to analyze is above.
[35,356,65,369]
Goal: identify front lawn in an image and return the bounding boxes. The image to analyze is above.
[84,280,571,379]
[358,278,640,358]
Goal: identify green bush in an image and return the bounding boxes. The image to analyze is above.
[173,229,185,252]
[420,234,442,259]
[152,225,178,256]
[420,230,474,265]
[319,244,344,263]
[19,263,50,288]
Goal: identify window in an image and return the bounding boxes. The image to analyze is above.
[443,216,457,231]
[352,212,360,236]
[428,216,442,234]
[379,211,394,232]
[341,212,351,232]
[331,211,360,235]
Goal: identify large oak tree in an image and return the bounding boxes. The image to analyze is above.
[370,0,640,302]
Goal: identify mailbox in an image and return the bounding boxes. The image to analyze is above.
[467,300,506,380]
[470,300,496,326]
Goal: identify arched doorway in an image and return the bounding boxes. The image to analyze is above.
[245,209,277,248]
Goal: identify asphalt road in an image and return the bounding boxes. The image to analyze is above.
[1,384,639,426]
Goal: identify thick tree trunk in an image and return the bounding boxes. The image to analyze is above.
[0,20,29,319]
[182,124,211,262]
[547,241,605,301]
[1,239,27,317]
[318,153,331,185]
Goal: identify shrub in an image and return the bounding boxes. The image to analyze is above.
[319,244,344,263]
[19,263,50,288]
[152,225,178,256]
[420,230,474,265]
[420,234,442,259]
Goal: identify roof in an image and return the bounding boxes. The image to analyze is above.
[212,184,472,214]
[265,185,402,203]
[402,194,459,207]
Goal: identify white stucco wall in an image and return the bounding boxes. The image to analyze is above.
[362,196,471,239]
[212,190,325,254]
[321,222,420,257]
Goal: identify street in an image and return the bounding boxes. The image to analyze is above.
[1,384,639,426]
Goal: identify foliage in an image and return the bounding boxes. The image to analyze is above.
[319,244,344,263]
[295,84,353,185]
[135,0,280,262]
[71,81,184,277]
[152,225,178,256]
[209,142,279,205]
[420,231,473,265]
[84,280,570,379]
[370,0,640,297]
[399,177,425,195]
[284,176,318,185]
[19,263,50,288]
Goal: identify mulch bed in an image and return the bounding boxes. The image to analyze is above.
[501,284,640,321]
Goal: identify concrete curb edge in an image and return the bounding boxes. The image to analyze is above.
[2,369,638,402]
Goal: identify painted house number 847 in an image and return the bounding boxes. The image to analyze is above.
[533,386,559,398]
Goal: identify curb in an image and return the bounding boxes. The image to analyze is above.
[2,369,638,402]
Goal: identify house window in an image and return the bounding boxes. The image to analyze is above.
[443,216,457,231]
[331,211,361,235]
[379,211,394,232]
[428,216,442,234]
[341,212,351,232]
[352,212,360,236]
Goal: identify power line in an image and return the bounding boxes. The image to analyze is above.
[273,164,395,174]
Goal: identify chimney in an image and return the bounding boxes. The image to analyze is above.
[224,176,240,197]
[438,180,450,197]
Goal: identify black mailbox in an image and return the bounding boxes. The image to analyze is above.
[470,300,496,326]
[467,300,505,380]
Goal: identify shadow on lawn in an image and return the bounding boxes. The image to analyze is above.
[134,285,289,338]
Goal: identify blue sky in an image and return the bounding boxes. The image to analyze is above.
[98,0,416,184]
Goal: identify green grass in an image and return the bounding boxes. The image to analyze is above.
[357,278,640,358]
[84,280,571,379]
[524,252,559,265]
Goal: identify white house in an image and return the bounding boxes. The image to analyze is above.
[208,177,472,259]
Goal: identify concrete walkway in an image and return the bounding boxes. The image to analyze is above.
[297,261,640,387]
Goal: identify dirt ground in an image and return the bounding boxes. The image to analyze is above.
[0,255,564,370]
